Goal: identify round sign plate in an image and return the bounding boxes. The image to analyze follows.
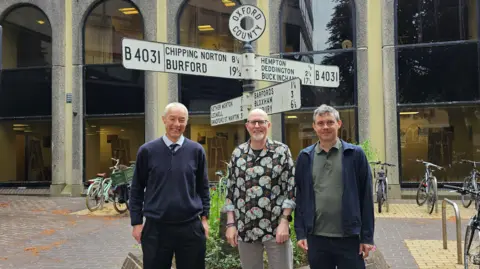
[228,4,266,43]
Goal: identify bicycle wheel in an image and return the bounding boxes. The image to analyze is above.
[464,223,480,267]
[85,182,101,212]
[416,178,428,206]
[377,181,384,213]
[426,179,436,214]
[462,176,474,208]
[113,192,129,214]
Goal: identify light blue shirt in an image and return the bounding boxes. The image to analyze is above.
[162,135,185,152]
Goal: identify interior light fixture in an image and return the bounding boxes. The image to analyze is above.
[287,115,298,119]
[37,20,45,24]
[399,111,419,115]
[13,124,28,127]
[198,25,214,31]
[222,0,236,6]
[119,7,138,15]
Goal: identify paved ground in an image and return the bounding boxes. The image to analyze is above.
[0,195,475,269]
[0,195,140,269]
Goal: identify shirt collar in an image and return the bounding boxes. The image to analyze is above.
[163,135,185,147]
[315,138,342,154]
[246,138,276,155]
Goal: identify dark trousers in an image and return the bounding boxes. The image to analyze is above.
[141,217,206,269]
[307,235,365,269]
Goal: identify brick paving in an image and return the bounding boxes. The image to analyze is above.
[0,195,476,269]
[0,195,138,269]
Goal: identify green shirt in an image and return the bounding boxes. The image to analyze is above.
[312,139,344,237]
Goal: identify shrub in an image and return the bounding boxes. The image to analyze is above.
[206,177,308,269]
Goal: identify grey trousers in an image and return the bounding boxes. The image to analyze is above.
[237,239,293,269]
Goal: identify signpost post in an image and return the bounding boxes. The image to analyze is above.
[121,4,341,127]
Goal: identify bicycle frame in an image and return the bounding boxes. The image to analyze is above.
[416,159,442,213]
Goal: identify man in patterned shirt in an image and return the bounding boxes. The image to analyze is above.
[224,108,296,269]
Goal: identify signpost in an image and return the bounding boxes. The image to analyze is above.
[210,78,301,126]
[121,4,341,127]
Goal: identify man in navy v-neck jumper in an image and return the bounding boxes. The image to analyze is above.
[129,102,210,269]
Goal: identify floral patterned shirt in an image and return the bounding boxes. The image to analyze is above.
[224,139,296,243]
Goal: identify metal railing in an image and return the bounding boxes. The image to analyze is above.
[441,198,462,265]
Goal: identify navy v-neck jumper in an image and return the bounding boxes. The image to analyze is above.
[129,137,210,226]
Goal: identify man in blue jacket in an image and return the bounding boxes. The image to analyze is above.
[129,102,210,269]
[294,104,374,269]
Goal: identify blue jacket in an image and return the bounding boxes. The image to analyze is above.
[293,140,374,245]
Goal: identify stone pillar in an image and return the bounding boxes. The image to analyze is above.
[382,0,401,198]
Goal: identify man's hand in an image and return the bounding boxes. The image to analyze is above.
[359,243,374,259]
[297,239,308,252]
[225,226,238,247]
[276,219,290,244]
[201,218,209,239]
[132,224,143,243]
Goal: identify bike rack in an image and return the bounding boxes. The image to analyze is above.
[441,198,462,265]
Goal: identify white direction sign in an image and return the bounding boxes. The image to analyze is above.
[122,38,242,79]
[255,56,340,88]
[253,78,301,114]
[210,78,302,126]
[210,96,244,126]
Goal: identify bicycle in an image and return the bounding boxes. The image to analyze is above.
[460,159,480,209]
[415,159,444,214]
[370,161,395,213]
[85,158,134,213]
[444,184,480,267]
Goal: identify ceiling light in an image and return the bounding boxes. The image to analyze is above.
[13,124,28,127]
[119,7,138,15]
[198,25,214,31]
[123,10,139,15]
[400,111,419,115]
[287,115,297,119]
[37,20,45,25]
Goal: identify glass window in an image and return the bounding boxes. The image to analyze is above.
[178,0,243,111]
[84,0,144,65]
[84,64,144,115]
[185,115,247,181]
[0,68,52,117]
[282,0,354,52]
[397,43,480,104]
[399,105,480,183]
[1,6,52,68]
[85,117,145,180]
[0,120,52,182]
[284,109,357,160]
[397,0,478,44]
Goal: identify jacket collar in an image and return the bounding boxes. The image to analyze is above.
[301,139,354,157]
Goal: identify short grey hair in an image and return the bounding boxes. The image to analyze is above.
[164,102,189,118]
[313,104,341,122]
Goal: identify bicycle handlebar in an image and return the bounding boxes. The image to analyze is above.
[369,161,396,167]
[416,159,444,170]
[444,184,480,197]
[110,158,120,167]
[461,159,480,165]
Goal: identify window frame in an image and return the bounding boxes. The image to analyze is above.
[81,0,146,183]
[394,0,480,187]
[277,0,358,143]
